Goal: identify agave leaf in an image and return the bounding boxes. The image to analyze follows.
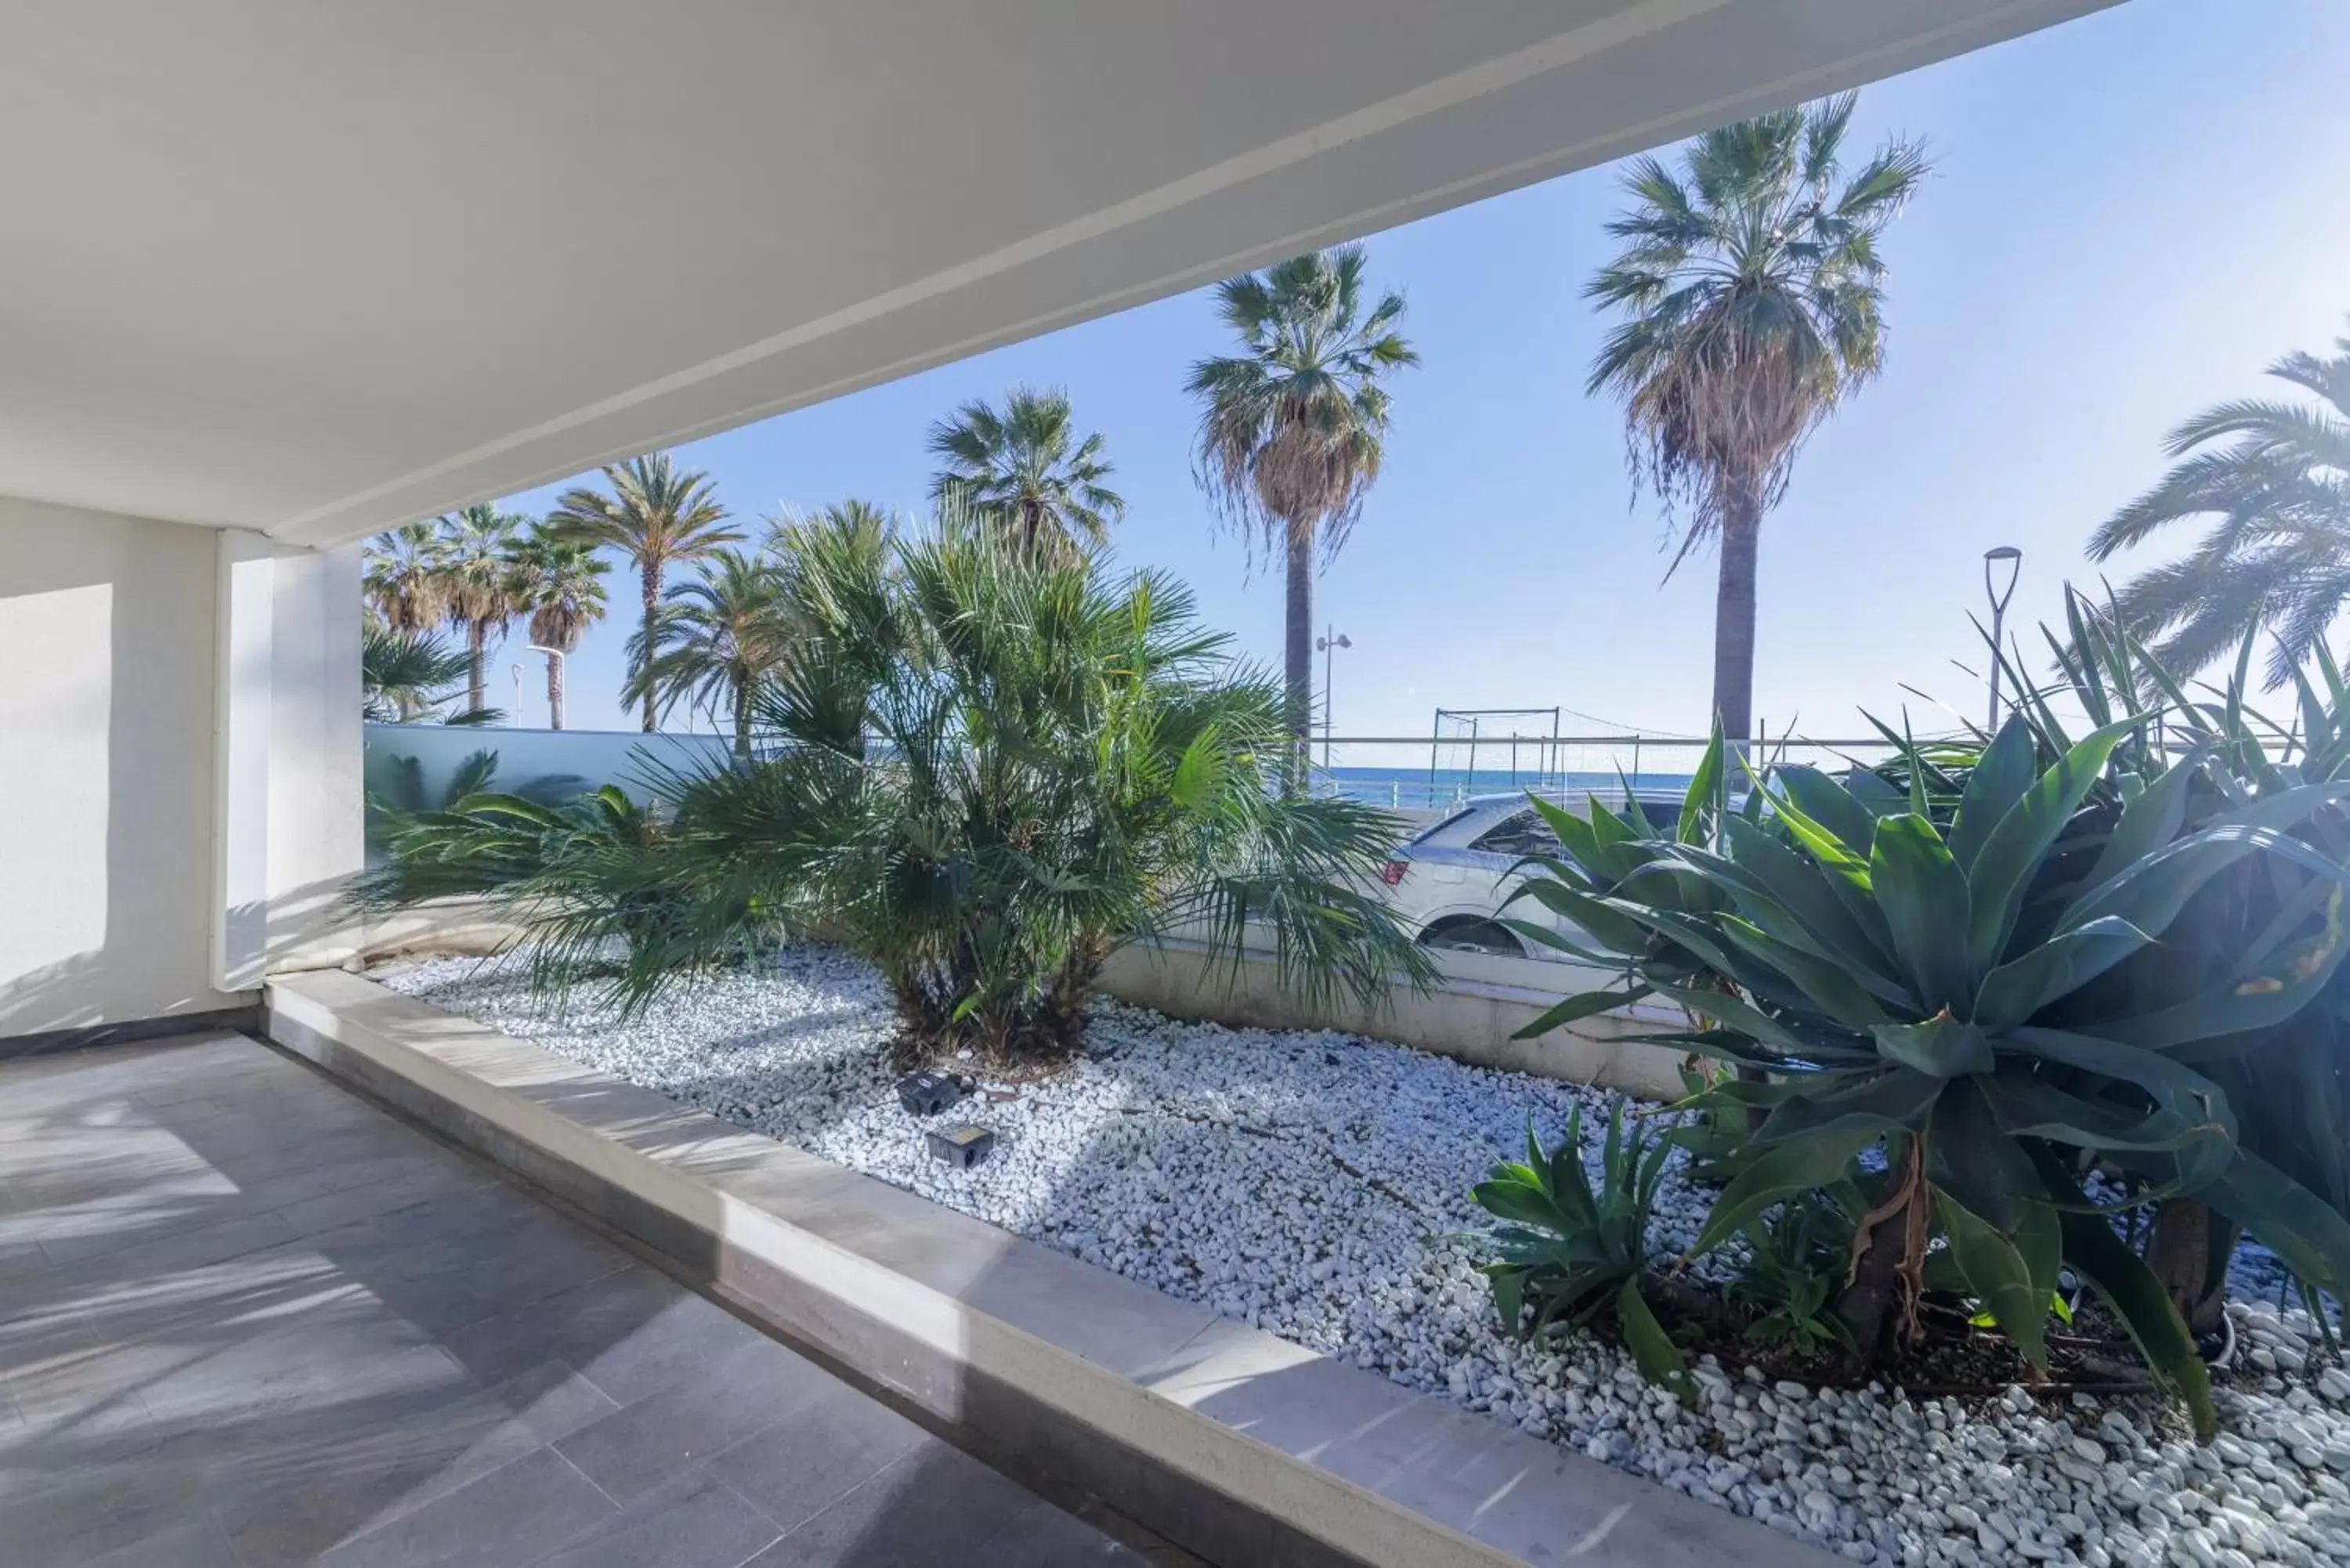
[2076,748,2205,900]
[1716,916,1893,1031]
[1775,765,1880,859]
[1965,717,2142,976]
[1937,1192,2051,1369]
[2056,1205,2215,1440]
[1687,1121,1885,1259]
[1947,718,2037,873]
[1871,1014,1993,1078]
[2200,1148,2350,1298]
[1616,1277,1694,1404]
[1972,916,2156,1028]
[1870,814,1974,1010]
[1510,983,1653,1039]
[1488,1266,1528,1336]
[2008,1026,2239,1147]
[1723,815,1900,974]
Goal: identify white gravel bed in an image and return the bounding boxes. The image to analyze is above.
[377,944,2350,1568]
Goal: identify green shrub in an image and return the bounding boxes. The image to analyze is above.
[1504,634,2350,1433]
[359,517,1430,1060]
[1470,1100,1690,1399]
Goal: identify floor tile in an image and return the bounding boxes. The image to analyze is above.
[314,1446,616,1568]
[524,1471,783,1568]
[710,1378,930,1533]
[556,1339,834,1503]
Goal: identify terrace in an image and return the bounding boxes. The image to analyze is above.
[29,5,2334,1566]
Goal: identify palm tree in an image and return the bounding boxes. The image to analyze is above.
[1585,93,1927,742]
[2088,325,2350,685]
[360,624,475,722]
[360,526,1430,1060]
[1187,246,1416,775]
[362,521,448,634]
[926,387,1124,562]
[508,526,610,730]
[625,548,793,761]
[547,454,743,731]
[433,504,532,714]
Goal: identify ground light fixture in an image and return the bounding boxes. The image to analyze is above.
[1983,545,2023,730]
[894,1070,971,1116]
[927,1125,996,1168]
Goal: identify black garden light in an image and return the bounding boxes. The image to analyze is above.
[926,1124,996,1169]
[895,1070,971,1116]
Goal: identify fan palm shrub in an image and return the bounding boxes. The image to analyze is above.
[360,625,476,724]
[1585,93,1927,742]
[927,388,1123,563]
[548,454,743,731]
[359,518,1430,1060]
[2089,324,2350,685]
[625,547,794,761]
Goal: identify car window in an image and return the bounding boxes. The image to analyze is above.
[1469,810,1561,857]
[1407,807,1474,846]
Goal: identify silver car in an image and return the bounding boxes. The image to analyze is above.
[1376,790,1688,959]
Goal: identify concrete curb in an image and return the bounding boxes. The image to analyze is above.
[264,970,1832,1568]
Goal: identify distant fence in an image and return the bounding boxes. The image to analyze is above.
[1305,732,1904,814]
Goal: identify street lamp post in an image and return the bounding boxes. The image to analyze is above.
[1315,626,1352,771]
[1983,546,2023,731]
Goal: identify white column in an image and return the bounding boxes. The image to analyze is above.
[212,530,363,991]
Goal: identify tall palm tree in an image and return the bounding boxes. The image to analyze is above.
[547,453,743,731]
[1187,246,1416,774]
[625,548,793,761]
[1585,93,1927,742]
[362,521,448,634]
[433,504,532,714]
[508,526,610,730]
[926,387,1124,562]
[2088,325,2350,685]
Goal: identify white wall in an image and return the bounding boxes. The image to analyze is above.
[1,500,237,1032]
[0,500,362,1037]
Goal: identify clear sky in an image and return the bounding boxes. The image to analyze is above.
[474,0,2350,756]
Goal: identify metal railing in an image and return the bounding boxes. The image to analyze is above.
[1303,732,1904,814]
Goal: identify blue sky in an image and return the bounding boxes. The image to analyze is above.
[478,0,2350,753]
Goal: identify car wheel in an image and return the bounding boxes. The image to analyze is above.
[1417,918,1524,957]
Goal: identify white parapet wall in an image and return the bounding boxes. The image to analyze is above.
[1099,938,1687,1099]
[357,897,1687,1100]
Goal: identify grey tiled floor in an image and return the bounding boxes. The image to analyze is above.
[0,1032,1148,1566]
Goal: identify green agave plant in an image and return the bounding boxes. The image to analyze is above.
[1505,710,2350,1433]
[1472,1100,1692,1400]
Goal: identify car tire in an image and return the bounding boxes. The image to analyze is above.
[1416,918,1525,957]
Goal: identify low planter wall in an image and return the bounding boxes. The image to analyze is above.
[358,901,1689,1100]
[262,970,1825,1568]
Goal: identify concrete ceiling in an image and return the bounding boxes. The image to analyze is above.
[2,0,2110,548]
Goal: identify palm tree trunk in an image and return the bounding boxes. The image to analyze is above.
[1713,482,1762,746]
[732,678,751,764]
[1283,517,1314,795]
[639,562,661,732]
[545,652,566,731]
[466,620,487,716]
